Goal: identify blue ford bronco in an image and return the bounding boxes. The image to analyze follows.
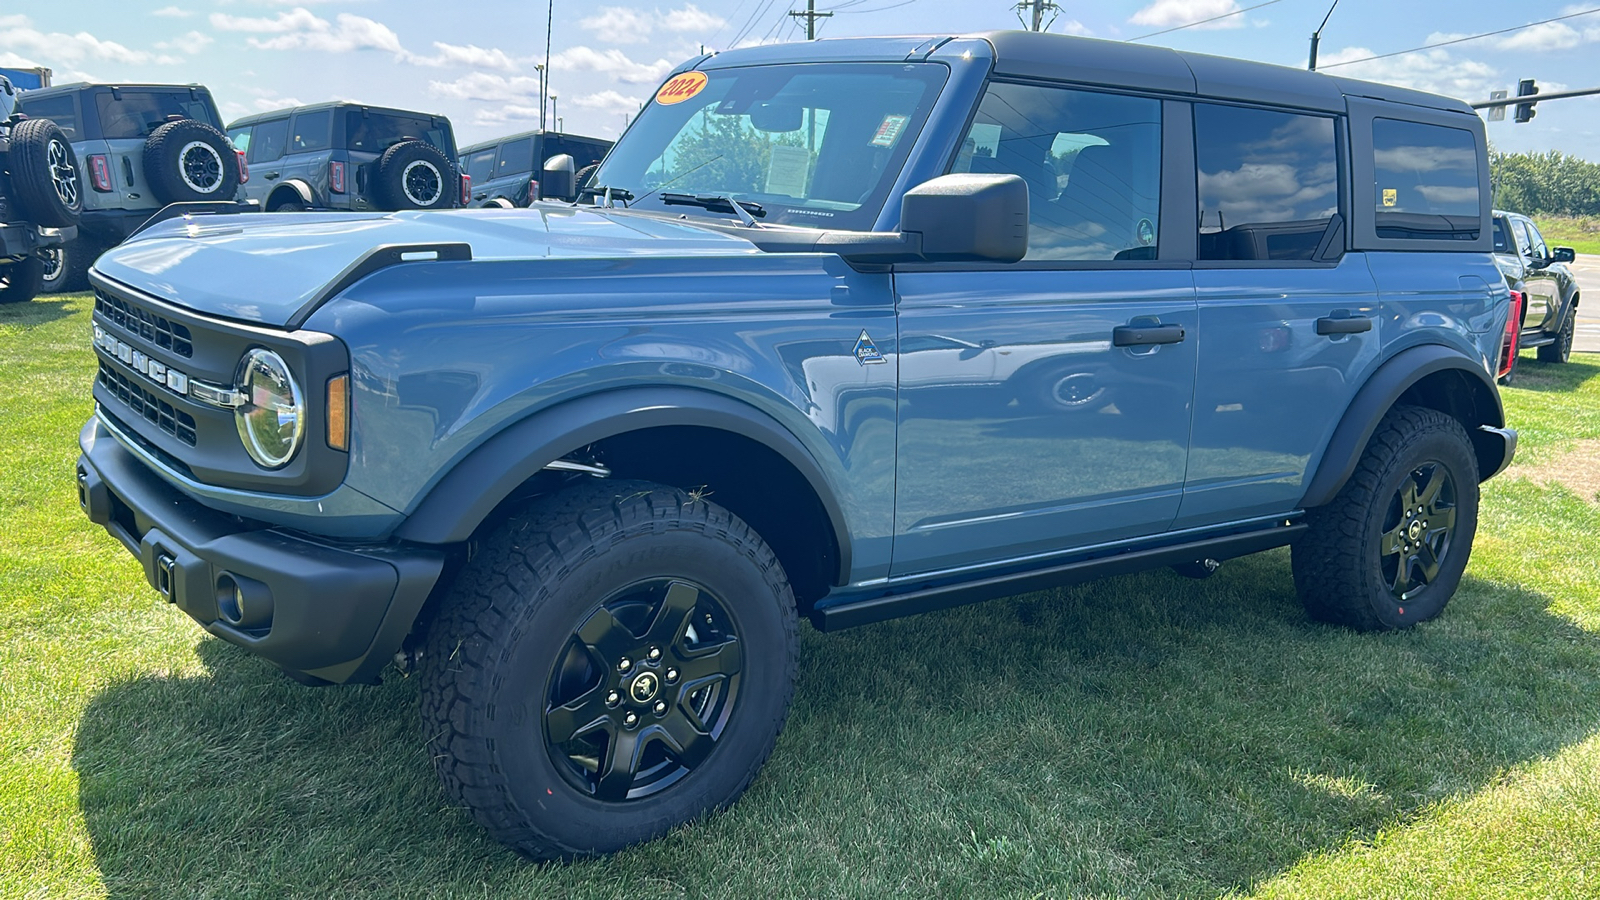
[76,31,1517,859]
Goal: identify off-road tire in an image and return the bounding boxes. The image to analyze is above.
[268,196,307,212]
[9,118,81,227]
[0,256,44,304]
[374,140,454,210]
[1538,306,1576,363]
[1292,406,1479,631]
[143,119,239,204]
[40,237,99,294]
[418,480,799,859]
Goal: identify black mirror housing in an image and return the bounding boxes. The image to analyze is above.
[541,154,577,202]
[900,173,1028,263]
[1554,246,1577,263]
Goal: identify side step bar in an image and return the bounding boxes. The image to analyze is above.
[810,521,1305,632]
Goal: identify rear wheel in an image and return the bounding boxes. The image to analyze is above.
[39,237,99,294]
[0,256,44,304]
[419,480,798,859]
[1538,307,1576,363]
[143,119,240,204]
[375,141,454,210]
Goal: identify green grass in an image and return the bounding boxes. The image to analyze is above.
[6,296,1600,898]
[1533,215,1600,256]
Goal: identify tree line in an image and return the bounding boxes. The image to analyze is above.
[1491,149,1600,217]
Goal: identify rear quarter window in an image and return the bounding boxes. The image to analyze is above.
[291,110,333,153]
[1372,118,1481,241]
[18,94,78,138]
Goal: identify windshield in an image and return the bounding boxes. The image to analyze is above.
[95,90,221,139]
[591,62,948,231]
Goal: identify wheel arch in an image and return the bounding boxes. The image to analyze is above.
[267,180,315,210]
[1300,344,1509,508]
[482,197,514,209]
[394,387,852,601]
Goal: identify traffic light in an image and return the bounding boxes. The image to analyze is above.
[1515,78,1539,123]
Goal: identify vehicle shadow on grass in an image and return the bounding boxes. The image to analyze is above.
[0,296,82,330]
[1508,355,1600,392]
[72,554,1600,898]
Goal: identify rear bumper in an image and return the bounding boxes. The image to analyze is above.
[0,222,74,257]
[81,208,156,243]
[76,415,446,684]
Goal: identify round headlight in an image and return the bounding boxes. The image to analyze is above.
[234,349,304,468]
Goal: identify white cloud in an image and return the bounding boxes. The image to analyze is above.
[212,8,403,54]
[473,104,542,126]
[1500,22,1584,52]
[154,31,214,54]
[1321,46,1499,104]
[210,8,325,33]
[580,4,725,44]
[151,6,193,17]
[429,71,543,102]
[1052,20,1092,37]
[409,42,518,71]
[0,14,181,66]
[551,46,674,84]
[1130,0,1247,31]
[569,89,643,113]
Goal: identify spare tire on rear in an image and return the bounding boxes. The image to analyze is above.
[9,118,81,228]
[375,140,454,210]
[142,119,239,204]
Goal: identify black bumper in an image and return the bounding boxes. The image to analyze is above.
[81,208,156,244]
[76,416,445,684]
[0,221,74,257]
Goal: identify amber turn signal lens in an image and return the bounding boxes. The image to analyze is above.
[326,374,349,451]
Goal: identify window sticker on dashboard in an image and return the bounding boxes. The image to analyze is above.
[656,72,708,105]
[870,114,909,148]
[765,145,810,196]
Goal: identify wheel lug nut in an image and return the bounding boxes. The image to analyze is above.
[666,667,679,684]
[618,657,632,673]
[654,700,667,715]
[624,712,638,727]
[647,646,662,661]
[605,690,620,707]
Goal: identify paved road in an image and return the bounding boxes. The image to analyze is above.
[1568,257,1600,354]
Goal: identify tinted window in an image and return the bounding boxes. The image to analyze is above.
[1196,105,1339,261]
[291,109,333,153]
[1372,118,1480,240]
[1493,216,1514,253]
[345,110,454,156]
[464,148,495,183]
[18,94,77,138]
[1524,219,1548,258]
[952,83,1161,261]
[496,137,533,176]
[248,118,289,163]
[94,90,220,139]
[227,125,252,155]
[1511,217,1532,256]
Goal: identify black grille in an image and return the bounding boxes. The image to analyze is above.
[94,289,193,358]
[98,363,197,446]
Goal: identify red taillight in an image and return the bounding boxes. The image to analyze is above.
[527,179,539,206]
[236,150,249,185]
[460,173,471,207]
[88,154,113,192]
[1499,290,1523,378]
[329,160,346,194]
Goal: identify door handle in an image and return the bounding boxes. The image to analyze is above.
[263,172,279,180]
[1113,323,1186,346]
[1316,315,1372,335]
[473,192,486,200]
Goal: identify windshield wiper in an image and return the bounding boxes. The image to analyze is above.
[659,192,766,228]
[578,184,634,207]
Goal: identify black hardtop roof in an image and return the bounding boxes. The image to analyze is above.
[226,100,452,130]
[974,31,1475,116]
[24,82,214,99]
[457,128,612,156]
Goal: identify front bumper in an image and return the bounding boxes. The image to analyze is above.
[76,416,446,684]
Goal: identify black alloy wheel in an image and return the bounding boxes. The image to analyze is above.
[1539,309,1576,364]
[1378,462,1457,603]
[545,579,743,801]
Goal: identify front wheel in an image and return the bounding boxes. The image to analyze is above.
[0,256,44,304]
[419,480,798,859]
[1538,307,1576,364]
[1292,406,1479,631]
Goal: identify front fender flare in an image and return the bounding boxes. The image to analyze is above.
[1300,344,1508,508]
[269,180,315,209]
[393,387,853,583]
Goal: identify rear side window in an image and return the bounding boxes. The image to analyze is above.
[496,137,533,176]
[951,82,1162,261]
[1492,217,1513,253]
[18,94,77,138]
[291,110,333,153]
[1195,104,1339,261]
[1372,118,1480,240]
[95,90,220,139]
[227,125,252,155]
[464,148,495,183]
[248,118,289,163]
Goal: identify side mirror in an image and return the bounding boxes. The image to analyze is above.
[540,154,576,202]
[1553,246,1576,263]
[901,173,1029,262]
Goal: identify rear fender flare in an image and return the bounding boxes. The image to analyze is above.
[1300,344,1507,508]
[268,180,315,209]
[393,387,853,583]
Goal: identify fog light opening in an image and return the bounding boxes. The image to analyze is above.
[215,573,274,630]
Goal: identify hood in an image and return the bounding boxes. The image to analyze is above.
[93,206,761,326]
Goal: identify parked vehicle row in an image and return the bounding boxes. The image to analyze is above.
[1492,209,1579,383]
[457,129,611,207]
[0,74,79,304]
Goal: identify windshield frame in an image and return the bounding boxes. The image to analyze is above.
[589,61,951,232]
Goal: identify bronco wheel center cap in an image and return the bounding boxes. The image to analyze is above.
[1408,521,1423,541]
[629,671,660,704]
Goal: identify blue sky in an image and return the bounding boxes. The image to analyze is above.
[4,1,1597,153]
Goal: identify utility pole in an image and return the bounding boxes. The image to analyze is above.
[1014,0,1059,32]
[788,0,831,40]
[542,0,553,131]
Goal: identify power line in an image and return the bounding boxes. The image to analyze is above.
[1128,0,1284,42]
[1320,6,1600,69]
